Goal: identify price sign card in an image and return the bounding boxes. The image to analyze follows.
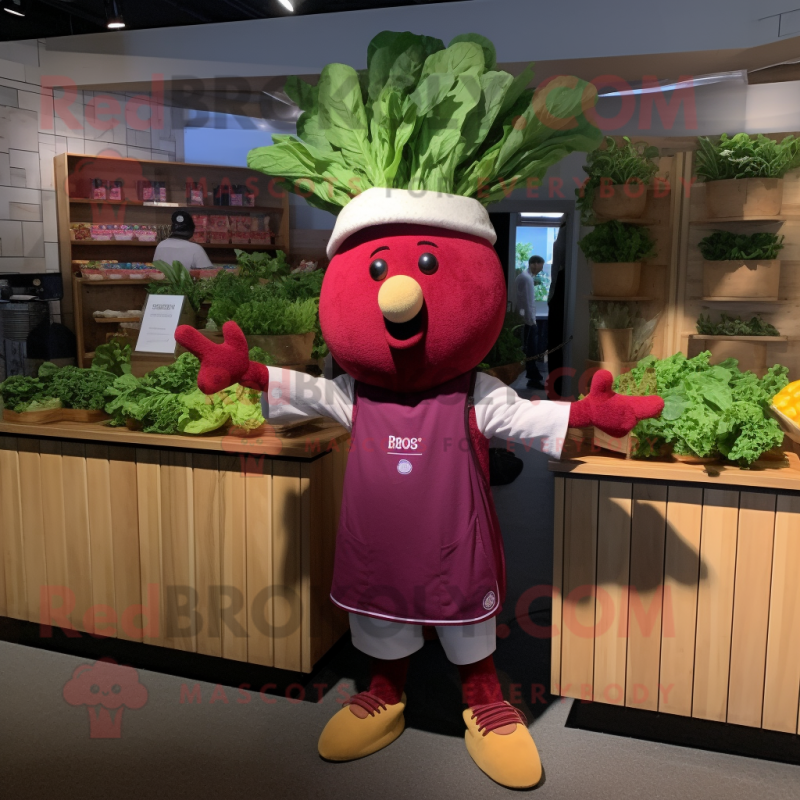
[135,294,186,354]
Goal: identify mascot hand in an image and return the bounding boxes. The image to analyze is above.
[568,369,663,439]
[174,321,270,394]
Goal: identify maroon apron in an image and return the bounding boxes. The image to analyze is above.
[330,371,503,625]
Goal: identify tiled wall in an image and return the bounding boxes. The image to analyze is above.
[0,41,184,277]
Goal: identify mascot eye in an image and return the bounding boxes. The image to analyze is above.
[112,684,122,694]
[369,259,388,281]
[90,685,100,694]
[418,253,438,275]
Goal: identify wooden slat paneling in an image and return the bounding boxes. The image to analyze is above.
[0,435,23,619]
[17,438,46,624]
[160,450,196,652]
[61,441,94,632]
[560,478,599,700]
[692,489,739,722]
[625,483,667,711]
[246,462,273,667]
[220,455,248,663]
[272,461,303,672]
[136,448,164,647]
[727,492,777,728]
[300,462,313,673]
[306,458,325,669]
[593,481,632,706]
[40,439,69,629]
[193,453,222,658]
[659,485,703,717]
[108,445,141,642]
[551,476,565,696]
[763,494,800,733]
[85,444,116,636]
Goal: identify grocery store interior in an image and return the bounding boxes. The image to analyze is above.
[1,2,800,799]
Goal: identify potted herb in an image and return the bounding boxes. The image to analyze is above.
[232,295,319,365]
[695,133,800,218]
[577,136,660,222]
[147,260,200,327]
[235,249,291,283]
[478,312,526,385]
[696,313,781,376]
[699,230,784,300]
[588,302,658,375]
[579,221,657,298]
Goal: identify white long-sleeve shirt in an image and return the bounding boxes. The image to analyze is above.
[515,269,537,327]
[261,371,570,458]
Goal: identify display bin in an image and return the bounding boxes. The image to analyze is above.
[548,452,800,733]
[0,419,350,673]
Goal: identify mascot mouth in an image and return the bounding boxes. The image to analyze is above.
[384,308,425,349]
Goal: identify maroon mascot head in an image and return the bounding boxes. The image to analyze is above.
[320,189,507,393]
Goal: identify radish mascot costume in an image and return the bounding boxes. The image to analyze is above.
[176,31,663,790]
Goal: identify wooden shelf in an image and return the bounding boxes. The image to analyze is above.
[70,240,280,250]
[70,197,145,206]
[93,316,141,323]
[587,296,654,302]
[701,296,780,302]
[690,216,800,224]
[76,278,157,286]
[688,334,789,342]
[69,198,283,214]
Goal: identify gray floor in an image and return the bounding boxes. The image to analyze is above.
[2,374,799,798]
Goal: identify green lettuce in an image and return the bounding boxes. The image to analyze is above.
[615,352,789,466]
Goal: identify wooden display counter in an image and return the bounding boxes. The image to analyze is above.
[548,450,800,733]
[0,419,350,673]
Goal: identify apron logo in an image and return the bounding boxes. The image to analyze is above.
[397,459,413,475]
[483,591,496,610]
[388,436,421,451]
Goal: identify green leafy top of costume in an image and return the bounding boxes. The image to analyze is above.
[247,31,602,212]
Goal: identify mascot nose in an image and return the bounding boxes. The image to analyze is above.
[378,275,424,323]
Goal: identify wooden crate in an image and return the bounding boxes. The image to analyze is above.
[0,431,349,673]
[551,470,800,732]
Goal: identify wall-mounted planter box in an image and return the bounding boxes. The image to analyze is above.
[593,184,648,219]
[246,332,315,366]
[691,334,788,378]
[702,259,781,300]
[705,177,783,218]
[590,262,642,298]
[597,327,633,363]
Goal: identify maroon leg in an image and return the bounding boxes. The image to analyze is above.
[366,656,409,705]
[458,654,503,707]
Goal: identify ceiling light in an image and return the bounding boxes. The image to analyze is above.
[521,212,564,219]
[4,0,25,16]
[105,0,125,28]
[278,0,294,11]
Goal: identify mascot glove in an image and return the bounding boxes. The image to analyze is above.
[568,369,664,439]
[174,321,270,394]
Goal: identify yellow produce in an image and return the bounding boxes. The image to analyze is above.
[773,379,800,420]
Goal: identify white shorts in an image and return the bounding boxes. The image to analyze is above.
[349,613,496,665]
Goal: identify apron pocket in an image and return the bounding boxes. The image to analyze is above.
[439,515,498,621]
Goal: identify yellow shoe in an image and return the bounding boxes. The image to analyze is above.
[463,702,543,789]
[318,692,406,761]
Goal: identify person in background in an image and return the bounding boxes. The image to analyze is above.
[515,254,545,389]
[153,210,214,270]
